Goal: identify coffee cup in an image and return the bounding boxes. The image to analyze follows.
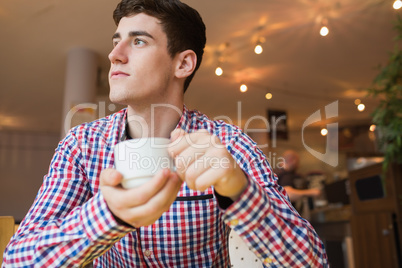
[114,137,175,188]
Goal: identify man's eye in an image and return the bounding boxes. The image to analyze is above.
[112,40,119,47]
[134,39,146,46]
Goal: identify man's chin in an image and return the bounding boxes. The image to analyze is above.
[109,94,128,106]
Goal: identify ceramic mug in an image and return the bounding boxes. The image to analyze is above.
[114,137,175,188]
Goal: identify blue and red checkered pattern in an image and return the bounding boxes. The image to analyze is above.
[3,105,328,267]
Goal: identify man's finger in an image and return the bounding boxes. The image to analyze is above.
[123,171,182,227]
[110,168,173,209]
[100,168,123,186]
[124,168,171,206]
[168,130,212,158]
[170,128,186,142]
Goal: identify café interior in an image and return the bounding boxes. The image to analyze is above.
[0,0,401,267]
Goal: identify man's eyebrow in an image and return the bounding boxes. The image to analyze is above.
[129,31,154,39]
[112,31,154,40]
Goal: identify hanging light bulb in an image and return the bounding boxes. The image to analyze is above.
[265,93,273,100]
[215,67,223,76]
[357,103,365,112]
[321,128,328,136]
[254,44,263,55]
[240,84,248,93]
[320,17,329,37]
[320,26,329,36]
[214,46,226,77]
[394,0,402,9]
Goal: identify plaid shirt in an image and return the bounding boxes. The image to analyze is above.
[3,105,328,267]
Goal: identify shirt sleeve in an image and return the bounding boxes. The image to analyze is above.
[218,130,329,267]
[2,130,133,268]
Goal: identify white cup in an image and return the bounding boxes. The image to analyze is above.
[114,137,175,188]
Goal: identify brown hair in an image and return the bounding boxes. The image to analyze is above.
[113,0,206,92]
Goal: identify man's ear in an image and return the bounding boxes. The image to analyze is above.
[174,50,197,79]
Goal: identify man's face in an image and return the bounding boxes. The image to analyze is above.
[108,13,175,106]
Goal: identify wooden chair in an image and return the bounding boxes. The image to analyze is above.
[0,216,15,262]
[229,230,263,267]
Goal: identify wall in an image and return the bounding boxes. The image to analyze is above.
[0,131,60,222]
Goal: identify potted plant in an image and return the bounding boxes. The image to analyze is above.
[367,15,402,171]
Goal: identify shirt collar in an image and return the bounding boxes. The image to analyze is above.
[120,104,191,141]
[175,104,192,133]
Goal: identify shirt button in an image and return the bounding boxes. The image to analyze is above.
[264,257,274,264]
[144,250,152,257]
[230,219,239,226]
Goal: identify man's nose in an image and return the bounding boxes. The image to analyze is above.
[108,42,128,64]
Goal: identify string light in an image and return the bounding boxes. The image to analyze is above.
[321,128,328,136]
[253,35,266,55]
[240,84,248,93]
[394,0,402,9]
[213,42,229,77]
[215,67,223,76]
[355,99,367,112]
[265,93,273,100]
[320,26,329,36]
[320,17,329,37]
[211,10,367,99]
[254,44,263,55]
[369,124,376,132]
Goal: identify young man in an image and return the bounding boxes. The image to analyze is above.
[3,0,328,267]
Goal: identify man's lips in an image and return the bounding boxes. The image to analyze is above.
[110,71,130,78]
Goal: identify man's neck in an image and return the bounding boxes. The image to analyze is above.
[126,101,183,139]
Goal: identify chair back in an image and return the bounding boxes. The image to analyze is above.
[229,230,263,267]
[0,216,15,262]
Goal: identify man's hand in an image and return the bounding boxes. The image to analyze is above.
[100,168,182,227]
[168,129,248,201]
